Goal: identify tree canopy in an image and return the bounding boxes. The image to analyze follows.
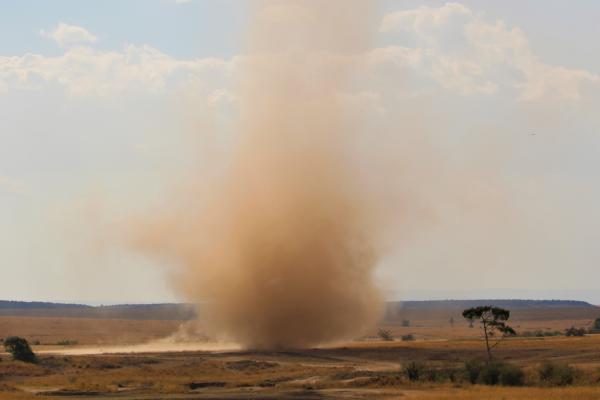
[462,306,516,361]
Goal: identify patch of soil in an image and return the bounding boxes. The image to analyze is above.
[226,359,279,371]
[188,381,227,389]
[38,389,103,396]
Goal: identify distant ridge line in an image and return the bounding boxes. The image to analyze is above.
[392,299,594,310]
[0,300,92,309]
[0,300,197,320]
[0,299,594,320]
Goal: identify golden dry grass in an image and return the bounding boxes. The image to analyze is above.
[0,336,599,398]
[1,308,600,398]
[0,316,181,345]
[402,386,600,400]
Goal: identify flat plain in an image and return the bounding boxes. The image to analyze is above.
[1,304,600,399]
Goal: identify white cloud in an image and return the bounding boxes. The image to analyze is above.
[379,2,600,100]
[41,23,97,48]
[174,0,192,4]
[0,45,232,97]
[3,4,598,105]
[381,2,471,35]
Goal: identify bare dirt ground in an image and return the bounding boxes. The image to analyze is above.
[1,307,600,399]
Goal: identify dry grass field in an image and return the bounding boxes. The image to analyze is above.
[1,306,600,399]
[0,316,182,346]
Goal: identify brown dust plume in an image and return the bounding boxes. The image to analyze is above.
[133,0,383,349]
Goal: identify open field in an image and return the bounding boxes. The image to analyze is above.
[0,317,182,346]
[0,307,600,345]
[3,336,600,399]
[1,304,600,399]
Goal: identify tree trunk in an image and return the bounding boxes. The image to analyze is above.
[482,320,492,362]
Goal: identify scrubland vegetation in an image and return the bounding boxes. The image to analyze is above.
[1,305,600,398]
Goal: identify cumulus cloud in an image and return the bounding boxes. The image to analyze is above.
[378,2,600,100]
[2,3,598,104]
[0,45,232,97]
[381,2,471,35]
[41,23,98,48]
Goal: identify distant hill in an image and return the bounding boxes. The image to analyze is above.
[393,299,594,310]
[0,299,594,321]
[0,301,196,320]
[383,299,599,323]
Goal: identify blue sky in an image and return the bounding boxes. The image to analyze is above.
[1,1,600,304]
[0,0,247,58]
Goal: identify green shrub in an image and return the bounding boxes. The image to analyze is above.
[4,336,37,363]
[377,329,394,341]
[465,361,524,386]
[401,334,415,341]
[564,326,586,337]
[404,361,424,381]
[425,367,440,382]
[538,362,576,386]
[477,362,503,385]
[520,330,562,337]
[442,367,461,383]
[498,363,525,386]
[464,360,484,384]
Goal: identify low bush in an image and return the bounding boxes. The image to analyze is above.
[565,326,586,337]
[477,362,503,385]
[403,362,462,383]
[404,361,424,381]
[4,336,37,363]
[401,334,415,341]
[442,367,461,383]
[377,329,394,341]
[538,361,576,386]
[464,361,524,386]
[464,360,484,384]
[520,330,562,337]
[424,367,440,382]
[498,363,525,386]
[547,330,563,337]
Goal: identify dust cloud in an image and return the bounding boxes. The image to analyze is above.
[132,0,386,349]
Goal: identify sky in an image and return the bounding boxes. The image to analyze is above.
[1,1,600,304]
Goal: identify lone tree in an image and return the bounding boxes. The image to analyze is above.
[462,306,516,362]
[4,336,37,363]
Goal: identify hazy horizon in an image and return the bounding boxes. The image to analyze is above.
[4,288,600,307]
